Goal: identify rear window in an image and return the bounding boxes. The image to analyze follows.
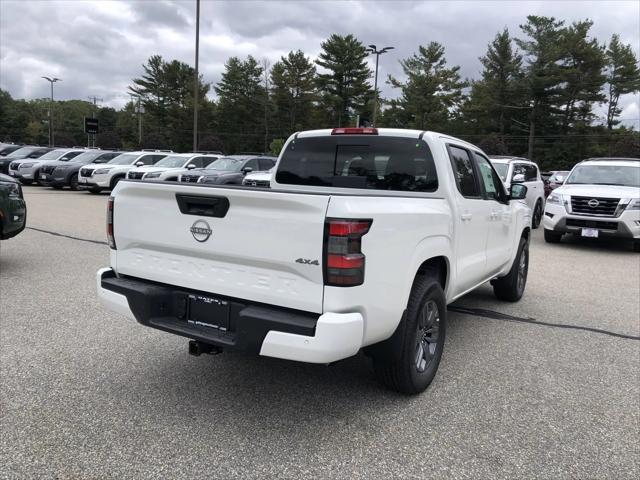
[276,136,437,192]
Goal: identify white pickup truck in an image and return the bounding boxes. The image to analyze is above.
[97,128,532,394]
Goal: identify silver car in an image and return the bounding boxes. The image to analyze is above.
[13,148,85,185]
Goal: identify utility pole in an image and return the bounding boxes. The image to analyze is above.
[192,0,200,152]
[366,45,394,127]
[262,58,270,154]
[87,95,102,147]
[42,76,61,147]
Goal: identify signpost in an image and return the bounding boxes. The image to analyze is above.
[84,117,99,147]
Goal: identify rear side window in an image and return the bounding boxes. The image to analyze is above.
[276,136,437,192]
[448,145,479,197]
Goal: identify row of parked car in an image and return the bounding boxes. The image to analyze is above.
[0,143,277,193]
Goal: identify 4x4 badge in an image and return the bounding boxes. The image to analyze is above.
[296,258,319,266]
[190,220,212,242]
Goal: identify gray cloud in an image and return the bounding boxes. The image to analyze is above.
[1,0,638,127]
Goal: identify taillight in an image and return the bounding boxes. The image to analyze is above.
[107,196,116,249]
[324,218,372,287]
[331,127,378,135]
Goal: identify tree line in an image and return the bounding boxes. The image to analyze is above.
[0,15,638,169]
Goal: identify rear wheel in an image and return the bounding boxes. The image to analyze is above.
[21,179,33,186]
[373,275,447,395]
[633,240,640,253]
[544,229,563,243]
[532,200,542,229]
[69,174,79,191]
[492,236,529,302]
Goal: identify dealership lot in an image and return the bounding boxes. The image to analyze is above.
[1,187,639,479]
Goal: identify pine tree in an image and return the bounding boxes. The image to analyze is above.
[315,34,372,127]
[387,42,466,131]
[605,34,640,130]
[214,56,266,153]
[270,50,317,134]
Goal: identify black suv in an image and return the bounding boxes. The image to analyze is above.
[0,173,26,240]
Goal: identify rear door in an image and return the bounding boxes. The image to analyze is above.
[112,182,330,313]
[447,145,491,294]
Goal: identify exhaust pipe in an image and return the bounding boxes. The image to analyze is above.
[188,340,223,356]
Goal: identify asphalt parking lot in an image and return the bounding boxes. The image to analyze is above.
[1,186,639,479]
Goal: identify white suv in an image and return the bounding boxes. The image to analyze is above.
[543,157,640,251]
[490,157,545,228]
[78,151,168,193]
[126,153,220,182]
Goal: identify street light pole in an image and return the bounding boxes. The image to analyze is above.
[192,0,200,152]
[42,76,60,147]
[366,45,394,127]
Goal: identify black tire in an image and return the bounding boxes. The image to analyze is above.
[88,187,102,194]
[52,185,63,190]
[492,236,529,302]
[544,229,563,243]
[532,200,542,229]
[633,240,640,253]
[21,179,33,186]
[373,275,447,395]
[110,175,124,190]
[69,174,79,191]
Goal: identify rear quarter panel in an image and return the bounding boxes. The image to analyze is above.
[323,195,452,346]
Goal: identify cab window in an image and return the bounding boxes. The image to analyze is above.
[473,153,506,203]
[448,145,480,198]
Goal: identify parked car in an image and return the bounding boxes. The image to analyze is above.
[544,170,570,197]
[39,150,124,190]
[0,144,23,159]
[178,155,277,184]
[2,146,51,175]
[97,128,532,395]
[543,157,640,251]
[127,153,220,181]
[242,167,273,187]
[0,173,26,240]
[489,156,545,228]
[10,148,85,185]
[78,151,168,193]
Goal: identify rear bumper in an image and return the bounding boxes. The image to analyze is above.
[96,268,363,363]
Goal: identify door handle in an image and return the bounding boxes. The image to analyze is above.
[461,213,473,222]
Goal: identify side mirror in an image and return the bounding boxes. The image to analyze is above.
[186,164,196,170]
[242,167,253,175]
[512,173,525,183]
[135,161,144,167]
[510,183,528,200]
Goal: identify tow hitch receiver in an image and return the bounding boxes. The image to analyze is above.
[188,340,223,356]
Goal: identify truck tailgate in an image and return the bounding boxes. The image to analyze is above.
[112,182,329,313]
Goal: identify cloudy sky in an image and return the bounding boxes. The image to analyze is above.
[1,0,638,127]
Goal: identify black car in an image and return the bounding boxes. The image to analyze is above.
[0,173,26,240]
[0,146,51,175]
[179,155,277,184]
[39,150,124,190]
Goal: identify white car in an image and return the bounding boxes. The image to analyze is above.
[489,156,545,228]
[543,157,640,251]
[11,148,85,185]
[127,153,220,182]
[78,151,168,193]
[242,168,273,187]
[97,128,532,394]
